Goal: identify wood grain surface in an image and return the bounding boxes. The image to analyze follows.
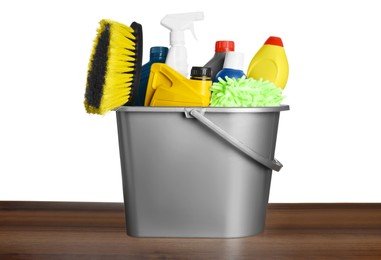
[1,201,381,259]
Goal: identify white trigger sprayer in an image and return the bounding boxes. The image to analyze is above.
[161,12,204,77]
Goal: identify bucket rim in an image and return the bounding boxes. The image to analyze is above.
[115,105,289,113]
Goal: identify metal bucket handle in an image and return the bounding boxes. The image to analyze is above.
[187,109,283,172]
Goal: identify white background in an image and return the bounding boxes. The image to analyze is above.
[1,0,380,202]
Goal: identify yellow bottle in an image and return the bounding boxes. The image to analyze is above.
[247,36,289,89]
[144,63,211,107]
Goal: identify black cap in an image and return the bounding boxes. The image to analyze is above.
[191,66,212,78]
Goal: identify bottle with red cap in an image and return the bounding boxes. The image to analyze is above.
[203,40,235,81]
[247,36,289,89]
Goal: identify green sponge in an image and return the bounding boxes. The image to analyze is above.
[210,76,285,107]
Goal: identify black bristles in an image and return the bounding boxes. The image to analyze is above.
[85,23,110,109]
[124,21,143,106]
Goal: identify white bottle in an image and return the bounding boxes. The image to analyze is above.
[161,12,204,77]
[214,52,246,82]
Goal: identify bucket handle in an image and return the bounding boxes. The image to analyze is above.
[187,109,283,172]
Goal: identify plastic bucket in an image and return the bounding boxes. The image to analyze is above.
[116,105,289,238]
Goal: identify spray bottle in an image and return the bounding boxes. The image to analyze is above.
[161,12,204,77]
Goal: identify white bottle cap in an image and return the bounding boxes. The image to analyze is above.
[223,52,244,71]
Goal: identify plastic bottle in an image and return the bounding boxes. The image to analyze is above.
[214,52,246,82]
[203,40,235,81]
[247,36,289,89]
[161,12,204,77]
[144,63,211,107]
[190,66,212,81]
[134,46,168,106]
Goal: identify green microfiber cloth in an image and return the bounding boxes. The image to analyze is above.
[210,76,285,107]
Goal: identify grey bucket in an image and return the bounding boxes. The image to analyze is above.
[116,105,289,238]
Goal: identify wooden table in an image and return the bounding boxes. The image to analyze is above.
[1,202,381,259]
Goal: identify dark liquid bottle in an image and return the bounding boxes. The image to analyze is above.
[204,41,235,81]
[135,46,168,106]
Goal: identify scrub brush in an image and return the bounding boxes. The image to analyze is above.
[84,19,143,114]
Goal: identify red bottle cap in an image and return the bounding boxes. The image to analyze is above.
[264,36,283,47]
[215,41,235,52]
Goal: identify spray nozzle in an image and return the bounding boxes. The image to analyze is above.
[161,12,204,44]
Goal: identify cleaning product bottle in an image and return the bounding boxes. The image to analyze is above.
[134,46,168,106]
[144,63,211,107]
[161,12,204,77]
[190,66,212,81]
[247,36,289,89]
[204,40,235,81]
[214,52,246,82]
